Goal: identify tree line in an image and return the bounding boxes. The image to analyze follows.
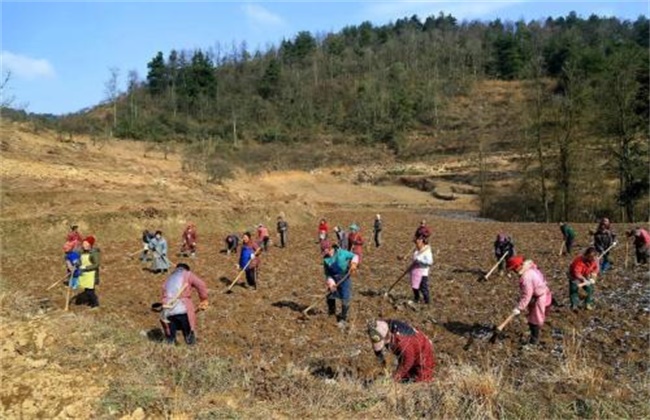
[15,12,650,222]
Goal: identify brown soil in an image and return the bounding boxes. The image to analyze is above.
[0,122,647,418]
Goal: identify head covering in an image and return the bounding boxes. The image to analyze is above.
[376,214,381,220]
[320,240,333,256]
[176,263,191,271]
[506,255,524,272]
[368,320,390,352]
[497,233,507,242]
[349,223,359,232]
[83,235,96,247]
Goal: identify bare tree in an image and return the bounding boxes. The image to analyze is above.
[104,67,120,135]
[1,70,16,108]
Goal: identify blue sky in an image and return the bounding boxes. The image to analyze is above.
[2,1,648,115]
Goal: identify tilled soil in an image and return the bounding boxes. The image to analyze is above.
[5,210,648,413]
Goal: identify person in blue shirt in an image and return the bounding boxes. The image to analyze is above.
[321,240,359,326]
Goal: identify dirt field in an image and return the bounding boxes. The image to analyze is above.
[1,123,648,419]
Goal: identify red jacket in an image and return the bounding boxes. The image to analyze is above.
[569,255,599,280]
[386,320,435,383]
[348,231,364,255]
[67,231,83,243]
[318,221,328,234]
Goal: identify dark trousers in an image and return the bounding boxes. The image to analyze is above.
[374,231,381,247]
[166,313,195,345]
[413,276,430,304]
[565,238,574,254]
[77,288,99,307]
[279,231,287,248]
[246,268,257,289]
[262,237,270,251]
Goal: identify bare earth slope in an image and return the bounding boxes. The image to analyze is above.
[0,123,648,419]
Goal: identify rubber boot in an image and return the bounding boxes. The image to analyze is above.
[327,299,336,316]
[529,323,540,345]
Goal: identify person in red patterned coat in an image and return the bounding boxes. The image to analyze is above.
[180,222,198,258]
[367,319,435,383]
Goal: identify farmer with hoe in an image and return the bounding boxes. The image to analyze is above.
[367,319,435,383]
[140,229,154,262]
[238,232,261,290]
[225,233,239,255]
[414,219,430,241]
[158,263,208,345]
[257,223,270,252]
[334,225,348,250]
[180,222,197,258]
[373,214,383,248]
[76,236,100,308]
[568,247,599,311]
[66,224,83,243]
[494,233,515,275]
[559,222,576,255]
[276,215,288,248]
[592,217,617,273]
[347,223,364,264]
[627,227,650,265]
[409,234,433,305]
[504,255,553,346]
[150,230,171,274]
[318,218,329,243]
[321,240,358,326]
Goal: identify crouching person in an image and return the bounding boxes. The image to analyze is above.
[367,319,435,383]
[505,255,553,346]
[160,263,208,345]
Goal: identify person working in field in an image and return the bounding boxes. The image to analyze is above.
[318,218,329,242]
[494,233,515,275]
[76,236,100,308]
[159,263,208,345]
[66,224,83,243]
[409,234,433,306]
[225,234,239,255]
[180,222,197,258]
[257,223,270,252]
[559,222,576,255]
[373,214,382,248]
[238,232,261,290]
[414,219,430,241]
[150,230,171,274]
[347,223,364,265]
[140,229,154,262]
[505,255,553,346]
[627,227,650,265]
[592,217,616,273]
[367,319,435,383]
[276,215,288,248]
[568,247,599,311]
[334,225,348,250]
[321,240,358,326]
[63,239,81,291]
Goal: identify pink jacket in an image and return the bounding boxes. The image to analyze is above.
[517,260,552,326]
[161,269,208,332]
[257,226,269,239]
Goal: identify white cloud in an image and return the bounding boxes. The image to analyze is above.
[1,51,55,80]
[363,1,527,23]
[242,4,285,26]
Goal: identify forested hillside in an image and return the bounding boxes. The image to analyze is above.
[15,12,650,222]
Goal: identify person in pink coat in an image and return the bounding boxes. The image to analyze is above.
[506,255,553,345]
[159,263,208,345]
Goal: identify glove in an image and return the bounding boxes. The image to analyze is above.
[326,278,337,292]
[198,300,209,311]
[249,253,256,260]
[589,278,597,285]
[612,241,618,247]
[512,308,521,316]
